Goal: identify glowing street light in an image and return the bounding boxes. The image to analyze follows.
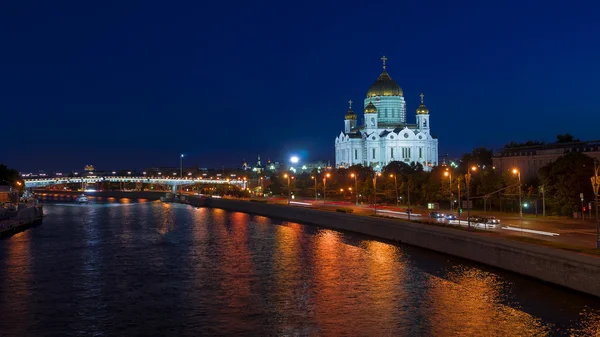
[290,156,299,164]
[180,154,184,178]
[444,169,453,211]
[350,173,358,205]
[373,172,382,213]
[284,173,292,204]
[390,173,398,206]
[465,165,478,229]
[323,172,331,204]
[512,168,523,228]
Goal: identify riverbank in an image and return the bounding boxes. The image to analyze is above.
[0,205,44,238]
[202,197,600,298]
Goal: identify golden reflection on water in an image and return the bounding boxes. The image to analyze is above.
[273,222,310,334]
[156,202,174,235]
[426,267,550,336]
[211,210,259,332]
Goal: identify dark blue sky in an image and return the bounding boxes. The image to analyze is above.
[2,0,599,172]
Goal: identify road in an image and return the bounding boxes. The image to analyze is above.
[283,198,600,249]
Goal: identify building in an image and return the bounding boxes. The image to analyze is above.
[493,140,600,180]
[334,57,439,171]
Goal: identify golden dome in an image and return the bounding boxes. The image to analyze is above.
[364,101,378,114]
[416,93,429,115]
[366,70,403,97]
[345,99,357,120]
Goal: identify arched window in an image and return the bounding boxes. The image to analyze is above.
[423,119,428,128]
[370,118,375,126]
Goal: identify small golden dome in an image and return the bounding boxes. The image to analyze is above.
[416,93,429,115]
[345,110,357,120]
[345,99,357,120]
[364,101,378,114]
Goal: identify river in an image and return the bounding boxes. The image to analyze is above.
[1,198,599,336]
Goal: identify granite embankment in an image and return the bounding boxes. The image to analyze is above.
[203,197,600,298]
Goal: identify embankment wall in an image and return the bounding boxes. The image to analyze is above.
[204,198,600,297]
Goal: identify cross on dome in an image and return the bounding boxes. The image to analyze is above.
[348,100,353,109]
[381,56,387,70]
[420,93,424,104]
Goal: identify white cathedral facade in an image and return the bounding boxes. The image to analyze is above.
[334,57,439,171]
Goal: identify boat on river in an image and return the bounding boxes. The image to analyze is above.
[76,194,88,203]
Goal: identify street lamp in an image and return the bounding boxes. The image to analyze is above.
[512,168,523,218]
[512,168,523,233]
[444,170,453,212]
[180,154,184,178]
[466,165,477,229]
[311,175,317,201]
[323,172,331,203]
[591,158,600,249]
[350,173,358,205]
[283,173,291,204]
[390,174,398,206]
[373,172,382,213]
[290,156,299,164]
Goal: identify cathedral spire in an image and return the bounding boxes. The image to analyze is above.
[420,93,424,104]
[348,99,353,110]
[381,55,387,70]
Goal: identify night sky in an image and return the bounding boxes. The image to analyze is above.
[2,0,599,173]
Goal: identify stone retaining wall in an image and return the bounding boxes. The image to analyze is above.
[204,198,600,298]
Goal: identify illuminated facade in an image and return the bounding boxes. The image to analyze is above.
[335,57,439,171]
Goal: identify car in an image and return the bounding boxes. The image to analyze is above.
[444,214,457,220]
[484,216,500,224]
[429,212,446,218]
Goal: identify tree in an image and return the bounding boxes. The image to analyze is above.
[0,164,20,185]
[539,152,593,216]
[460,147,494,168]
[556,133,580,143]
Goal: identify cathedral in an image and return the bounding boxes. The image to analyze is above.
[334,57,439,171]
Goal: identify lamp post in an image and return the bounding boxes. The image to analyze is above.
[512,168,523,230]
[323,172,330,204]
[407,178,411,220]
[284,173,291,204]
[444,170,453,212]
[465,165,477,230]
[311,175,317,201]
[592,158,600,249]
[180,154,184,178]
[260,176,264,196]
[373,172,381,213]
[390,174,398,206]
[351,173,358,205]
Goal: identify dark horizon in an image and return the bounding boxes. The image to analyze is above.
[2,0,599,172]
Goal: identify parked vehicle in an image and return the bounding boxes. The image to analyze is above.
[444,214,457,220]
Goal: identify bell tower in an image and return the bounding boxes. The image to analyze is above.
[344,100,357,133]
[416,93,430,132]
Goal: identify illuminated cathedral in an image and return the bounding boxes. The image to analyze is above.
[334,57,439,171]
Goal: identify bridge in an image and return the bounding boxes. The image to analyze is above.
[24,176,248,193]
